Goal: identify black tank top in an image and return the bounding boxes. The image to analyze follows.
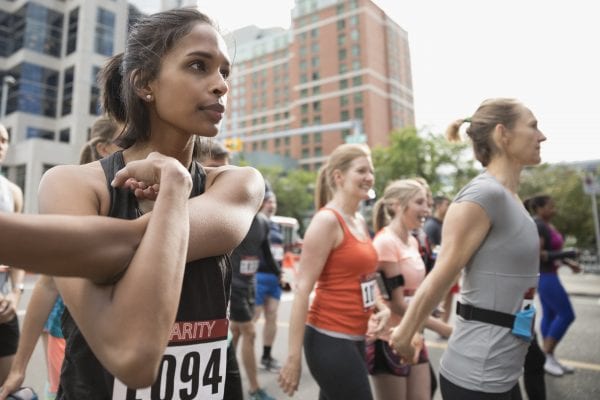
[57,151,232,400]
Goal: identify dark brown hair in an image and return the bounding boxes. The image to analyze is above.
[99,8,216,149]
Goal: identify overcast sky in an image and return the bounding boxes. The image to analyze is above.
[130,0,600,164]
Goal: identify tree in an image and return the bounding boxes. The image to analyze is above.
[371,127,478,197]
[520,164,596,249]
[256,166,317,234]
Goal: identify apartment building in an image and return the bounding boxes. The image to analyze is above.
[0,0,140,212]
[222,0,414,170]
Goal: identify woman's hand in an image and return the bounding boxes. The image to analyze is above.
[389,328,423,365]
[367,306,391,337]
[278,356,302,396]
[111,152,191,196]
[0,369,25,400]
[565,258,582,273]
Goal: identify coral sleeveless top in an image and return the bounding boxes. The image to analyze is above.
[307,208,378,336]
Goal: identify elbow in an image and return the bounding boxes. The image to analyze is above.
[107,342,164,388]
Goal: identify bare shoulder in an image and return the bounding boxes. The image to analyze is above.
[39,161,111,215]
[306,209,340,235]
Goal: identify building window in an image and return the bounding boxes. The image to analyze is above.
[354,92,363,103]
[312,101,321,112]
[352,45,360,57]
[12,3,63,57]
[62,66,74,116]
[354,107,364,119]
[9,62,59,117]
[312,86,320,95]
[314,147,322,157]
[301,148,309,158]
[59,128,70,143]
[66,7,79,54]
[337,20,345,30]
[340,79,348,90]
[27,126,55,140]
[95,7,115,56]
[284,137,290,145]
[311,57,319,68]
[311,28,318,38]
[312,72,319,81]
[353,76,362,86]
[89,66,101,115]
[15,165,26,196]
[338,34,346,46]
[341,110,350,121]
[301,104,309,114]
[314,132,322,143]
[338,49,347,60]
[301,134,309,144]
[313,116,321,125]
[339,64,348,74]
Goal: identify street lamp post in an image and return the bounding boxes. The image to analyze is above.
[1,75,17,120]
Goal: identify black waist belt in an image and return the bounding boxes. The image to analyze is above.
[456,301,515,329]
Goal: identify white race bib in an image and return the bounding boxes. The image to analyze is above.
[360,277,376,310]
[240,256,259,275]
[112,319,228,400]
[270,244,284,262]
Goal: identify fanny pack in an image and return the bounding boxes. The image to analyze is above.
[456,301,536,342]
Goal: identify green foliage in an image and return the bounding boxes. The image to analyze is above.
[520,164,597,249]
[371,127,478,198]
[256,165,317,234]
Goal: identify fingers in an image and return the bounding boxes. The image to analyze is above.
[278,366,299,396]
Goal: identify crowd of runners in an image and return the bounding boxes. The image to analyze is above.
[0,6,582,400]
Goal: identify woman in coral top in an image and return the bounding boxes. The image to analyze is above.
[368,179,452,400]
[279,144,390,400]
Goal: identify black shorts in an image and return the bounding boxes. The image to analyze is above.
[230,286,255,323]
[0,316,19,357]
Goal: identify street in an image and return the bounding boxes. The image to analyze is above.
[15,269,600,399]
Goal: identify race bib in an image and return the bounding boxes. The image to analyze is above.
[112,319,228,400]
[270,244,284,262]
[240,256,259,275]
[360,274,377,310]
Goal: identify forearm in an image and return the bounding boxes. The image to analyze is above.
[0,213,144,280]
[10,277,58,374]
[71,186,190,384]
[287,289,310,361]
[396,268,457,339]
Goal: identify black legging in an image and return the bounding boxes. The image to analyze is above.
[522,335,546,400]
[223,343,243,400]
[440,373,522,400]
[304,325,374,400]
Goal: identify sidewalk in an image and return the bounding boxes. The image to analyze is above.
[560,267,600,298]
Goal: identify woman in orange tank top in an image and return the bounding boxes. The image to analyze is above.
[279,143,390,400]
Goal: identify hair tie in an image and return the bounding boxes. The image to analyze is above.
[463,117,472,123]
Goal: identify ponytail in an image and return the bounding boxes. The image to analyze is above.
[314,166,330,210]
[100,53,126,123]
[372,198,389,233]
[446,118,468,142]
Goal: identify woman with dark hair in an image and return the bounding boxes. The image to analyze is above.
[34,7,263,399]
[390,98,546,399]
[525,194,579,377]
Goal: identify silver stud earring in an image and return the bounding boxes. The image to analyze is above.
[145,94,152,101]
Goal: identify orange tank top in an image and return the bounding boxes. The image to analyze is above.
[307,208,379,336]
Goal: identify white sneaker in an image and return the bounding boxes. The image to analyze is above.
[559,360,575,374]
[544,354,564,376]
